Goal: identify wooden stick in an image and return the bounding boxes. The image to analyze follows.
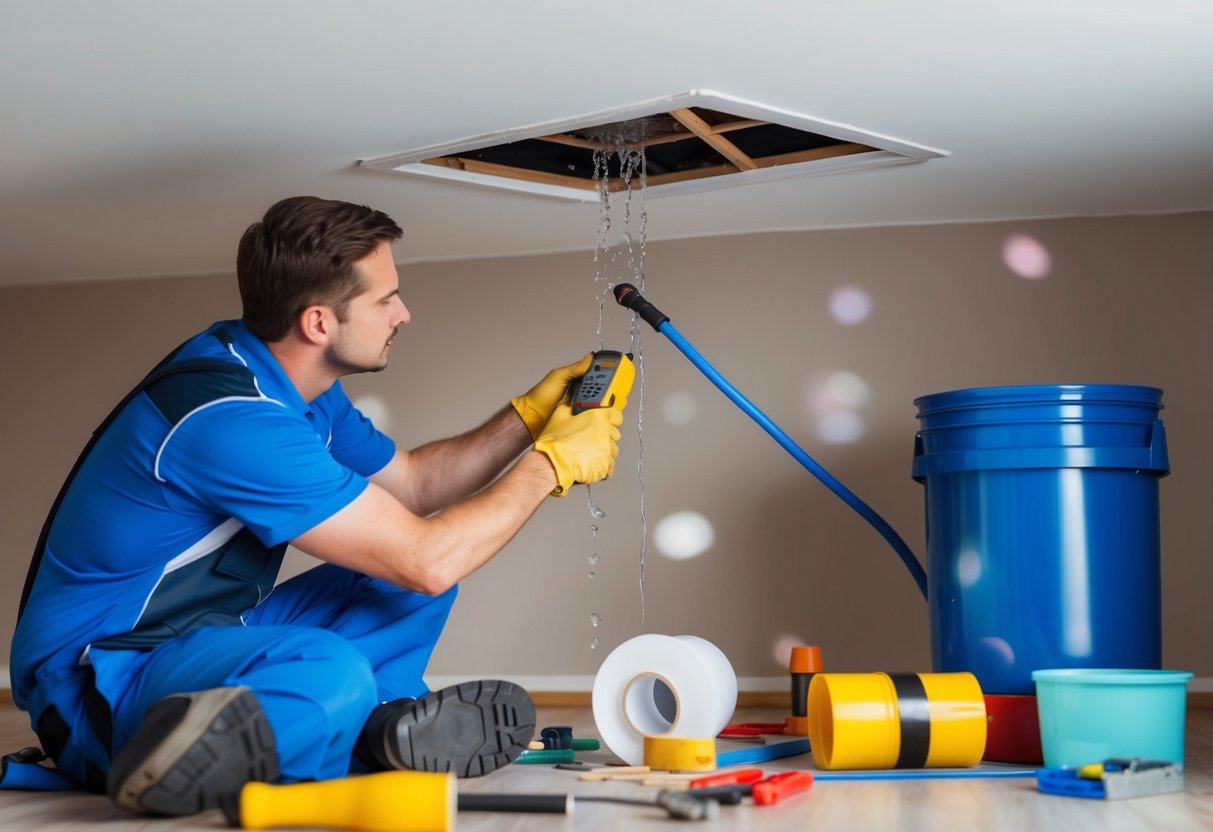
[579,771,655,781]
[423,157,598,191]
[709,118,767,134]
[536,127,698,151]
[640,162,736,188]
[534,133,604,150]
[669,108,759,171]
[754,142,875,169]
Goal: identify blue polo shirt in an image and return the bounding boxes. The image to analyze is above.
[10,320,395,709]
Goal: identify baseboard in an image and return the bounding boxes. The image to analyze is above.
[536,691,1211,709]
[3,670,1211,710]
[424,675,791,708]
[529,690,786,708]
[428,675,1213,710]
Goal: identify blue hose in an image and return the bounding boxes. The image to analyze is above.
[658,320,928,599]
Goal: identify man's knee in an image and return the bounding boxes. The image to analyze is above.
[253,628,378,716]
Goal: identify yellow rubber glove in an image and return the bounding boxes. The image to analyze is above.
[511,353,595,441]
[534,402,623,496]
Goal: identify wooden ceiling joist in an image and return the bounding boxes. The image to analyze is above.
[422,107,880,194]
[669,107,758,171]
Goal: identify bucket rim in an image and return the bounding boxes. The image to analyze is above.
[1031,668,1193,686]
[914,383,1164,412]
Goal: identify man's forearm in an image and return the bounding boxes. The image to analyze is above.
[373,406,533,516]
[294,450,558,595]
[413,450,557,589]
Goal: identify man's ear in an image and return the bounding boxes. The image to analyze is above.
[298,305,336,346]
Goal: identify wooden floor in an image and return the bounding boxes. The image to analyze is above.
[1,704,1211,831]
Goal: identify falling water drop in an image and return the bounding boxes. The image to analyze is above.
[586,120,651,634]
[590,638,600,650]
[586,487,606,519]
[590,612,602,627]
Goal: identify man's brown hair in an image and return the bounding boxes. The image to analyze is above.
[237,196,403,342]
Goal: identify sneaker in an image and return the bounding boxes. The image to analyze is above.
[106,686,278,816]
[370,680,535,777]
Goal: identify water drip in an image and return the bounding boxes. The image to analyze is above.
[589,120,651,634]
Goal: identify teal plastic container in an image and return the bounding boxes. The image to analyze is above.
[912,384,1169,694]
[1032,668,1193,767]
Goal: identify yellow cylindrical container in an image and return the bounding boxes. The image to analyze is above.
[808,671,986,771]
[642,735,717,771]
[918,671,988,767]
[237,770,456,832]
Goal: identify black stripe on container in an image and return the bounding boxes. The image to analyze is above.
[791,672,813,718]
[890,673,931,769]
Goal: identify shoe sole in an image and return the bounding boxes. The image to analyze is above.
[107,687,278,816]
[389,680,535,777]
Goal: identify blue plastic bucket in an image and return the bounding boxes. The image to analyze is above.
[1032,669,1192,767]
[912,385,1169,694]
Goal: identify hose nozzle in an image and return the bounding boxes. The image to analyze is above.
[613,283,669,332]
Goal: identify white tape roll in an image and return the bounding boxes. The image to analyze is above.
[591,634,738,766]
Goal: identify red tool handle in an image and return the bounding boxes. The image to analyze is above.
[719,722,788,737]
[738,722,788,734]
[752,771,814,806]
[689,768,764,790]
[719,726,764,737]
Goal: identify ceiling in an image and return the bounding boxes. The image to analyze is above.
[3,1,1212,288]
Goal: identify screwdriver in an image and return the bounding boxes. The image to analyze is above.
[226,770,455,831]
[689,768,765,789]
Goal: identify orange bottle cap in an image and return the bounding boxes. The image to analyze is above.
[789,646,823,674]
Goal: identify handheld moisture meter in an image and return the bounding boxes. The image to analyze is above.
[570,350,635,415]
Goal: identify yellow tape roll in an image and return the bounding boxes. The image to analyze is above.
[238,770,455,832]
[642,736,717,772]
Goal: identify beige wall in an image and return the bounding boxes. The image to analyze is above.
[2,213,1210,687]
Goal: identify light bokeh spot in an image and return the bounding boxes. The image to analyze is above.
[818,371,870,410]
[772,633,807,669]
[829,285,873,325]
[1003,233,1052,280]
[817,409,865,444]
[654,511,716,560]
[806,371,870,444]
[662,390,698,426]
[978,636,1016,668]
[957,548,983,588]
[352,394,392,432]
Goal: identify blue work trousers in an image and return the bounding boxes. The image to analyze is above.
[84,565,457,783]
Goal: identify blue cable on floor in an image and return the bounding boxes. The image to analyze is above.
[813,768,1037,781]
